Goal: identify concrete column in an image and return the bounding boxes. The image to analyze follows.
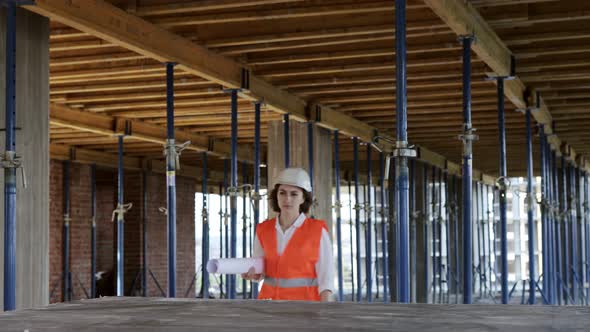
[0,8,50,310]
[267,120,333,232]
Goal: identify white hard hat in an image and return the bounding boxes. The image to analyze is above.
[275,167,312,192]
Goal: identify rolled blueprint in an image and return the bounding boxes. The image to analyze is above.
[206,257,264,274]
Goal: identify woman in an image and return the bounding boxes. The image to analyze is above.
[242,167,334,302]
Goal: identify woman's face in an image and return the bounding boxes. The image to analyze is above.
[277,184,305,214]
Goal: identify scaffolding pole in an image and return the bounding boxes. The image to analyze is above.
[334,131,344,302]
[165,62,177,298]
[353,137,361,302]
[91,164,97,298]
[202,152,209,299]
[63,161,71,302]
[366,145,373,302]
[525,108,536,305]
[252,102,261,300]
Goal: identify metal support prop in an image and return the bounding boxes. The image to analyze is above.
[353,137,361,302]
[423,164,429,302]
[431,166,437,303]
[142,170,147,297]
[63,161,71,302]
[540,126,548,303]
[116,136,125,296]
[223,159,230,297]
[242,163,248,299]
[374,185,380,300]
[444,172,451,304]
[229,89,239,299]
[308,122,315,218]
[585,172,590,304]
[395,0,412,303]
[437,168,443,303]
[495,77,509,304]
[3,2,17,311]
[562,156,570,304]
[202,152,210,299]
[284,114,290,168]
[453,176,460,303]
[525,109,536,304]
[569,162,578,304]
[410,159,416,303]
[479,182,487,299]
[381,152,389,303]
[477,182,484,298]
[548,147,556,305]
[334,131,344,302]
[348,179,355,298]
[366,145,373,302]
[459,34,475,304]
[544,141,552,305]
[252,102,261,299]
[91,165,97,298]
[553,149,563,305]
[218,182,224,298]
[165,62,177,297]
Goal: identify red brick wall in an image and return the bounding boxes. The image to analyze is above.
[49,160,196,302]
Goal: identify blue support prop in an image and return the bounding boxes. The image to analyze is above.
[202,152,209,299]
[242,163,248,299]
[165,62,177,298]
[410,159,416,303]
[116,136,125,297]
[395,0,411,304]
[423,164,429,302]
[444,172,451,304]
[366,145,373,302]
[218,182,224,298]
[380,152,389,303]
[284,114,290,168]
[570,162,578,304]
[348,179,355,299]
[223,159,229,298]
[544,141,552,305]
[496,77,509,304]
[141,170,147,297]
[63,161,71,302]
[91,164,97,299]
[431,166,437,303]
[437,168,443,303]
[308,122,315,217]
[540,126,548,304]
[453,176,460,304]
[548,147,556,305]
[562,156,570,304]
[553,148,563,305]
[229,89,239,299]
[334,131,344,302]
[353,137,361,302]
[525,109,536,305]
[3,2,17,311]
[460,34,475,304]
[585,172,590,304]
[252,102,261,300]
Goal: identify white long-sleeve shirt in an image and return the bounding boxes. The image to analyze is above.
[253,213,334,293]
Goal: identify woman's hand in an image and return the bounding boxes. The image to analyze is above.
[320,290,333,302]
[241,266,264,282]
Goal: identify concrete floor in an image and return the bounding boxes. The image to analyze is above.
[0,297,588,331]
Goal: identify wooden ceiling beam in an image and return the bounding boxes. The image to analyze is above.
[423,0,583,168]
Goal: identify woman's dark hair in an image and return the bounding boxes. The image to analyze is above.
[269,183,313,214]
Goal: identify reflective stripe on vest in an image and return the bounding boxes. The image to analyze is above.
[264,277,318,288]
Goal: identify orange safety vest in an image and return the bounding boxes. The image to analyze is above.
[257,217,327,301]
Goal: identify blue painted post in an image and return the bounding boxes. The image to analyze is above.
[453,176,460,303]
[444,172,451,303]
[202,152,209,299]
[539,127,548,303]
[353,137,361,302]
[395,0,411,304]
[165,62,177,298]
[218,182,224,298]
[431,166,437,303]
[423,164,430,302]
[252,102,261,299]
[562,156,570,304]
[242,163,248,299]
[91,165,97,298]
[410,159,416,303]
[553,149,563,305]
[437,168,443,303]
[63,161,71,302]
[496,77,509,304]
[476,182,483,298]
[223,160,230,298]
[570,163,578,304]
[585,172,590,304]
[348,179,355,299]
[525,109,536,304]
[142,170,147,297]
[366,145,373,302]
[334,131,344,302]
[460,34,475,304]
[229,89,238,299]
[308,122,315,217]
[116,136,125,297]
[479,182,487,299]
[284,114,290,168]
[3,2,17,311]
[548,147,556,305]
[380,152,389,303]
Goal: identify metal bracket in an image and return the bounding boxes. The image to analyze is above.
[458,124,478,156]
[1,151,26,188]
[112,203,133,222]
[524,194,535,212]
[202,208,208,223]
[63,214,71,226]
[163,139,191,170]
[392,140,417,158]
[495,176,511,192]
